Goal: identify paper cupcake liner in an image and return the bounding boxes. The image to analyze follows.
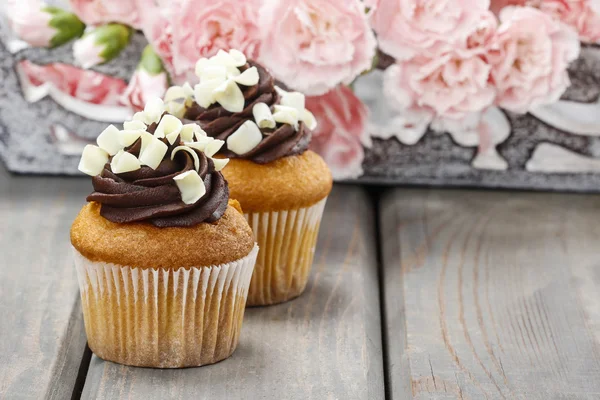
[245,197,327,306]
[73,245,258,368]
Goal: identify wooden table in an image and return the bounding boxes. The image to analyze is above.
[1,164,600,400]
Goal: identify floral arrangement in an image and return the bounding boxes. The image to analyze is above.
[3,0,599,179]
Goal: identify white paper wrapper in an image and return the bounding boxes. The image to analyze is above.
[245,197,327,306]
[73,245,258,368]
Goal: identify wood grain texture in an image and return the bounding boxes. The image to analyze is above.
[0,166,90,399]
[381,189,600,400]
[81,186,385,400]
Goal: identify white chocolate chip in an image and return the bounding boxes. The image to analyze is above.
[171,145,200,171]
[123,120,146,131]
[110,150,141,174]
[273,105,299,130]
[144,97,165,124]
[119,129,144,147]
[211,49,238,67]
[226,120,262,155]
[211,157,229,171]
[204,139,225,157]
[252,103,276,129]
[78,145,108,176]
[301,109,318,130]
[195,58,210,78]
[96,124,122,156]
[280,91,305,114]
[138,136,168,169]
[166,131,180,145]
[194,79,222,108]
[213,79,245,112]
[200,65,227,82]
[229,49,247,67]
[233,66,259,86]
[173,170,206,205]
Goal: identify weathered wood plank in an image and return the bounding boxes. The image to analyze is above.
[81,185,385,400]
[381,189,600,400]
[0,166,90,399]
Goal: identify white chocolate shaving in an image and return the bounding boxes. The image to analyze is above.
[233,66,259,86]
[132,111,147,122]
[180,124,203,142]
[274,85,288,97]
[110,149,141,174]
[211,49,238,67]
[96,124,121,156]
[138,135,167,169]
[213,79,244,112]
[144,97,165,124]
[229,49,247,67]
[252,103,276,129]
[165,100,186,119]
[194,79,222,108]
[139,131,155,155]
[273,105,299,130]
[154,114,183,139]
[119,129,144,147]
[200,65,227,82]
[226,66,241,78]
[280,91,305,114]
[123,120,146,131]
[171,145,200,171]
[195,58,210,78]
[78,145,108,176]
[182,82,194,98]
[301,109,318,130]
[184,136,213,152]
[226,120,263,155]
[211,157,229,171]
[173,170,206,205]
[204,139,225,157]
[164,85,186,103]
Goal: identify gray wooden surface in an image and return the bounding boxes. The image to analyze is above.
[0,166,90,399]
[3,162,600,400]
[381,189,600,400]
[81,186,385,400]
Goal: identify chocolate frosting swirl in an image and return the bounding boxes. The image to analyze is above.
[184,61,311,164]
[86,118,229,228]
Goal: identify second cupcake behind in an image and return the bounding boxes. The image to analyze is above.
[165,49,333,306]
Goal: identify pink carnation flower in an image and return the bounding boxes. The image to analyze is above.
[487,6,581,113]
[384,52,497,120]
[306,85,371,180]
[137,0,261,85]
[538,0,600,43]
[368,0,492,61]
[70,0,141,28]
[120,69,168,112]
[259,0,377,96]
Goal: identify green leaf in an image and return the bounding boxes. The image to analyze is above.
[43,6,85,48]
[92,23,132,63]
[139,45,165,75]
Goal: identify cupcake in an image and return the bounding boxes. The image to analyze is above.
[71,98,258,368]
[164,49,332,306]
